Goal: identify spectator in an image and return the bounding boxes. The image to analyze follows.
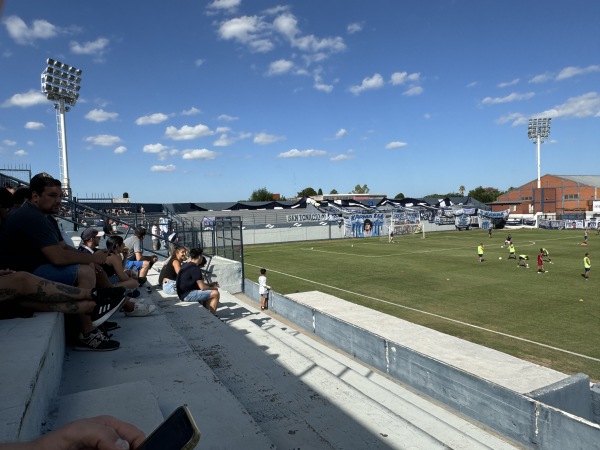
[0,173,124,351]
[123,226,157,288]
[9,185,30,214]
[151,221,161,251]
[104,235,156,317]
[0,187,12,227]
[175,248,220,315]
[103,218,118,236]
[159,216,169,247]
[158,245,187,295]
[0,269,126,321]
[258,268,271,311]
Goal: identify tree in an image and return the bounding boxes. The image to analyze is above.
[351,184,370,194]
[297,187,317,197]
[329,189,338,194]
[249,187,275,202]
[467,186,504,204]
[317,188,323,195]
[394,193,405,199]
[122,192,129,198]
[459,185,465,196]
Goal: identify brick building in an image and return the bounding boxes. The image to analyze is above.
[491,175,600,216]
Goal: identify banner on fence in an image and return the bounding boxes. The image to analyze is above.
[344,213,385,237]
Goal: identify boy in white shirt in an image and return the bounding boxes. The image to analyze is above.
[258,268,271,311]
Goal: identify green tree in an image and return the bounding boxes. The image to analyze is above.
[351,184,370,194]
[467,186,504,203]
[317,188,323,195]
[297,187,317,197]
[459,185,465,196]
[330,189,338,194]
[249,187,275,201]
[394,193,405,199]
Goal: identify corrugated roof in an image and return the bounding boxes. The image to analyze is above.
[552,175,600,188]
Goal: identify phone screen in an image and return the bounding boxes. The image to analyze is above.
[136,405,200,450]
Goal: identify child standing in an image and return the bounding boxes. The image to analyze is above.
[537,249,545,273]
[259,268,271,310]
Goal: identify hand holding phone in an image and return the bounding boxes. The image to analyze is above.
[135,405,200,450]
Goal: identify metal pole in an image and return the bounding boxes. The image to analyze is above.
[537,138,541,189]
[58,98,71,196]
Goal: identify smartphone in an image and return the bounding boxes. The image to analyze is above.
[136,405,200,450]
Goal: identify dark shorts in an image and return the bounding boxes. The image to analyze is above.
[33,263,79,286]
[585,268,590,273]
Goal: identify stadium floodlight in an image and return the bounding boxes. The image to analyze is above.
[41,58,83,199]
[527,117,552,189]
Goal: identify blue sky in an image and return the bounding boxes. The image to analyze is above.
[1,0,599,203]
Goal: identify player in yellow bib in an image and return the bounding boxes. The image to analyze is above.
[583,253,591,280]
[477,243,484,262]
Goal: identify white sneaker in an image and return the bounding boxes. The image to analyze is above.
[125,302,156,317]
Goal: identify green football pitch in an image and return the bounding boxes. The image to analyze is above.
[243,228,600,381]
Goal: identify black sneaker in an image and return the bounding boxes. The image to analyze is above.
[92,287,126,304]
[127,289,141,299]
[89,293,127,327]
[74,328,120,351]
[138,276,147,287]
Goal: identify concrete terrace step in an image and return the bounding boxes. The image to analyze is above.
[0,312,64,442]
[57,287,274,449]
[163,289,520,449]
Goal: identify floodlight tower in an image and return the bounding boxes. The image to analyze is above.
[41,58,82,198]
[527,117,552,189]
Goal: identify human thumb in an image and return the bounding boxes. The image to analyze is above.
[114,438,130,449]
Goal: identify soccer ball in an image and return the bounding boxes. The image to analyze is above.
[501,245,504,248]
[499,257,502,260]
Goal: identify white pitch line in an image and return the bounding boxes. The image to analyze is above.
[246,262,600,364]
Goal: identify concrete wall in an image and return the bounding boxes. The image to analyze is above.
[244,280,600,449]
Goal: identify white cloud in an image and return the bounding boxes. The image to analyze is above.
[70,37,109,57]
[195,59,205,67]
[2,90,47,108]
[403,86,424,96]
[114,146,127,154]
[529,72,552,84]
[181,149,218,160]
[278,149,326,158]
[143,143,169,153]
[150,165,176,172]
[349,73,385,95]
[498,78,520,88]
[466,81,478,88]
[14,149,28,156]
[85,134,122,146]
[424,113,431,120]
[86,108,118,122]
[331,154,354,161]
[385,141,408,149]
[267,59,294,76]
[496,112,527,127]
[4,15,58,45]
[481,92,535,105]
[135,113,169,125]
[207,0,241,11]
[537,92,600,119]
[218,15,268,48]
[25,121,45,130]
[254,132,284,145]
[165,124,213,140]
[347,23,362,34]
[314,74,334,92]
[556,65,600,81]
[390,71,420,85]
[182,107,201,116]
[3,139,16,146]
[335,128,347,139]
[214,131,251,147]
[218,114,238,121]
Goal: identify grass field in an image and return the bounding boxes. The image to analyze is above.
[243,227,600,381]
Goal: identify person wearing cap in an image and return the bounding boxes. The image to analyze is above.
[0,173,123,351]
[123,226,158,287]
[79,227,105,253]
